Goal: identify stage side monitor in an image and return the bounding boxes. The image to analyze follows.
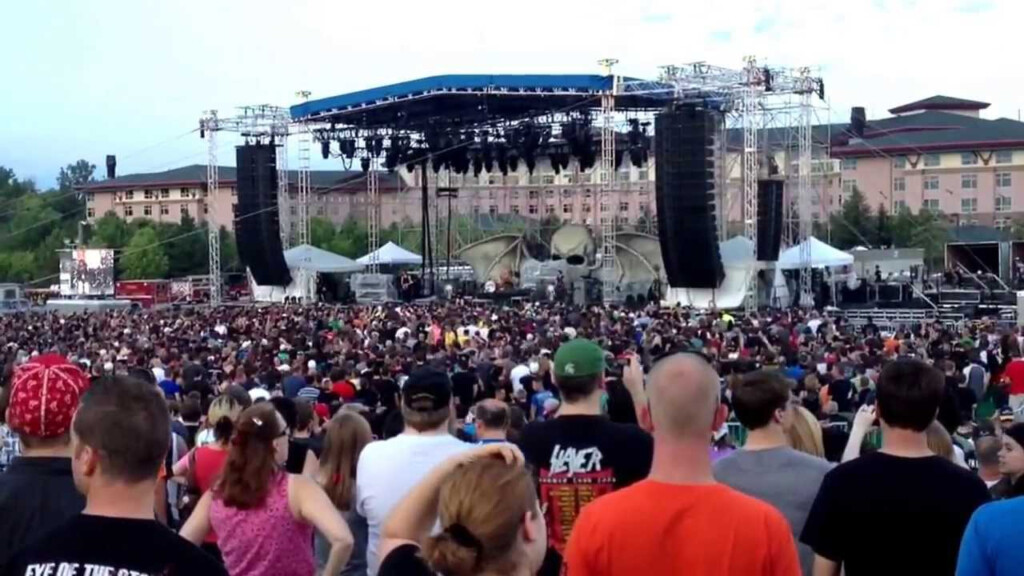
[654,105,724,289]
[235,144,292,287]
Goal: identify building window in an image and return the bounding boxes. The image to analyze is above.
[996,218,1011,230]
[124,206,134,217]
[638,169,649,181]
[583,204,592,213]
[143,189,155,200]
[619,201,629,213]
[203,204,209,215]
[924,154,941,167]
[471,205,481,215]
[923,175,940,191]
[230,186,237,196]
[893,156,906,169]
[488,175,500,186]
[893,177,906,192]
[316,206,325,216]
[542,174,556,185]
[290,206,297,216]
[961,152,978,166]
[841,158,857,170]
[561,189,573,198]
[511,205,520,215]
[579,173,592,184]
[996,150,1013,164]
[600,203,610,213]
[527,204,538,215]
[488,190,496,200]
[923,198,940,212]
[86,208,94,218]
[528,174,541,186]
[545,189,555,198]
[997,196,1012,212]
[180,188,192,199]
[510,191,520,200]
[488,205,498,215]
[616,171,630,183]
[961,174,978,189]
[86,192,94,202]
[563,203,573,214]
[997,172,1012,188]
[528,190,538,200]
[545,204,555,215]
[124,191,134,200]
[961,197,978,214]
[160,188,170,199]
[160,204,169,216]
[181,206,189,217]
[842,179,857,194]
[143,205,152,216]
[893,200,907,213]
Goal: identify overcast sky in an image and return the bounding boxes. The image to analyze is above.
[2,0,1019,188]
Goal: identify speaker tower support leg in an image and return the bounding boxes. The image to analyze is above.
[202,110,222,307]
[798,72,814,308]
[599,58,619,305]
[297,126,313,303]
[741,59,761,313]
[367,161,380,275]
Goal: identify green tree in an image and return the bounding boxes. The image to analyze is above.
[891,209,949,269]
[120,227,169,279]
[309,217,337,249]
[160,214,206,277]
[57,160,96,194]
[875,203,893,248]
[90,211,130,248]
[828,186,874,249]
[329,218,368,258]
[219,227,241,272]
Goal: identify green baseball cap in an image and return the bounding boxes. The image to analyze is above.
[554,338,605,378]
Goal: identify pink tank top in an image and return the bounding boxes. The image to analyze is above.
[210,471,315,576]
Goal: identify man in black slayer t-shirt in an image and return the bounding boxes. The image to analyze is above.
[3,376,225,576]
[801,358,989,576]
[517,339,653,576]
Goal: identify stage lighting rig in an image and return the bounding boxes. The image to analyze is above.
[321,140,331,160]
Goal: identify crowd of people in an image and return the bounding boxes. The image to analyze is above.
[0,300,1023,575]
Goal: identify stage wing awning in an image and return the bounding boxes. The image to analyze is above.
[777,237,854,270]
[357,242,423,266]
[284,244,364,273]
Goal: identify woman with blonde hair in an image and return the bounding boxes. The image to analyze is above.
[315,410,373,576]
[376,445,547,576]
[172,394,244,561]
[181,403,354,576]
[788,405,826,458]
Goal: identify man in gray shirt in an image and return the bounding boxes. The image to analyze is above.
[714,369,833,576]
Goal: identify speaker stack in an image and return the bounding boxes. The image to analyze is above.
[654,105,724,289]
[235,144,292,286]
[756,180,784,261]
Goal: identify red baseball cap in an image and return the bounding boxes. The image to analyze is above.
[7,354,90,438]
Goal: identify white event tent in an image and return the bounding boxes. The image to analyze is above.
[777,237,854,270]
[357,242,423,266]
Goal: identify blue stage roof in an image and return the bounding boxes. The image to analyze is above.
[290,74,615,122]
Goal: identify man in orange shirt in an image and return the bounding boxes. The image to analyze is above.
[565,353,799,576]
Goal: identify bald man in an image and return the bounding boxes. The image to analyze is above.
[565,353,800,576]
[474,399,510,444]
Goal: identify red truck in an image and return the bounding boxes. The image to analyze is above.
[115,280,172,308]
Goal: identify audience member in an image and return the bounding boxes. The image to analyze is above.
[316,411,373,576]
[474,399,510,444]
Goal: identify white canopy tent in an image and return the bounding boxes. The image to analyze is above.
[285,244,363,273]
[252,244,363,303]
[777,237,854,270]
[357,242,423,266]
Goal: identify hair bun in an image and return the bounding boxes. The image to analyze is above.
[424,530,480,576]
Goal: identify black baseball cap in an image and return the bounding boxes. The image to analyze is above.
[402,367,452,412]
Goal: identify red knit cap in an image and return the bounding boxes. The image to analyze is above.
[7,354,90,438]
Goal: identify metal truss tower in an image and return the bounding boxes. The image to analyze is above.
[797,69,815,307]
[599,58,619,305]
[741,58,762,313]
[201,111,222,306]
[278,133,291,249]
[366,163,381,274]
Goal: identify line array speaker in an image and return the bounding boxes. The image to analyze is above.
[654,105,724,289]
[756,179,784,261]
[235,144,292,286]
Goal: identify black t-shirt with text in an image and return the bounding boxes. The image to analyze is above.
[516,414,653,576]
[801,451,990,576]
[3,514,226,576]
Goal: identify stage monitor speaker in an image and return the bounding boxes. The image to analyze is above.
[756,180,784,261]
[654,105,724,289]
[235,144,292,286]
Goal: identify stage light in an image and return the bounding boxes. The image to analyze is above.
[321,140,330,160]
[360,157,371,172]
[508,150,520,173]
[615,149,625,170]
[473,155,483,176]
[763,67,773,92]
[817,78,826,100]
[496,143,509,175]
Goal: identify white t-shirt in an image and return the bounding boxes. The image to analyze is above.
[509,364,531,394]
[356,433,471,575]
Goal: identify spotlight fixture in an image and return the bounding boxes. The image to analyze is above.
[321,140,330,160]
[360,157,371,172]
